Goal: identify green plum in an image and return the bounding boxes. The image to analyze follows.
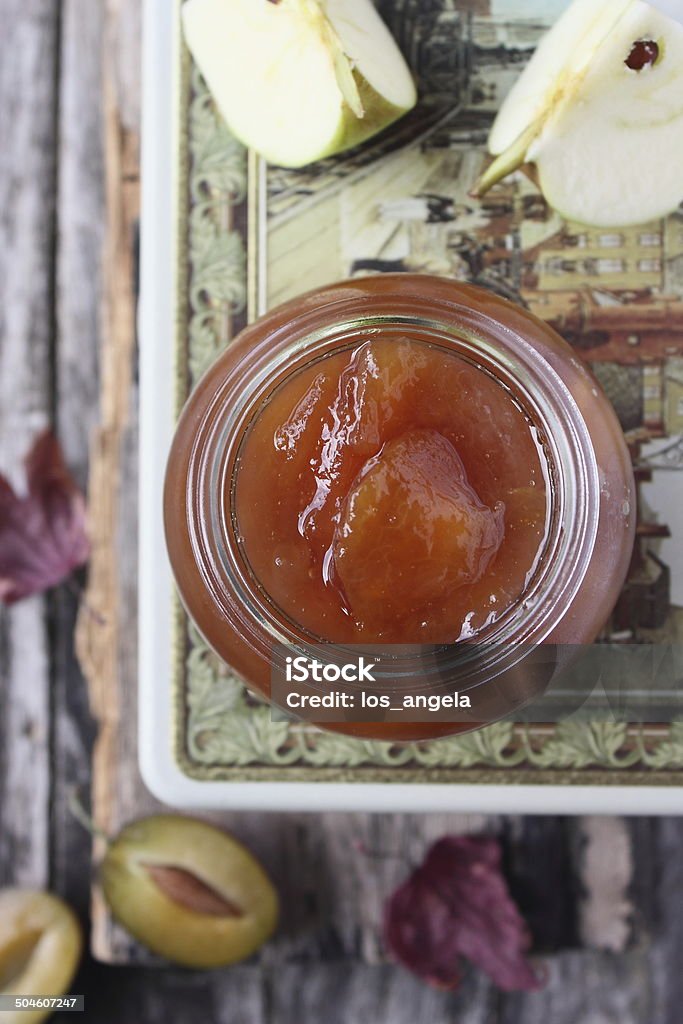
[0,890,82,1024]
[100,815,279,968]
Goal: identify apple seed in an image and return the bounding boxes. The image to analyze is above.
[625,39,659,70]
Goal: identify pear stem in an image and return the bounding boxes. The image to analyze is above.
[471,118,541,199]
[68,789,111,846]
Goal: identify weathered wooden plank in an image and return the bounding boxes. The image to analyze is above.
[504,817,635,958]
[72,0,154,961]
[55,0,105,481]
[67,965,265,1024]
[0,0,60,889]
[573,817,633,953]
[647,819,683,1022]
[51,0,106,913]
[626,816,659,935]
[271,964,495,1024]
[499,950,653,1024]
[503,817,579,953]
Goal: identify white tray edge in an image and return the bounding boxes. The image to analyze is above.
[137,0,683,814]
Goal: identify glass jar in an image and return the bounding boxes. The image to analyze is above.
[164,275,635,741]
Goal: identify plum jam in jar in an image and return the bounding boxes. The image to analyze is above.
[164,275,635,741]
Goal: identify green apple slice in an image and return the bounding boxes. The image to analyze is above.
[182,0,417,168]
[0,890,82,1024]
[475,0,683,227]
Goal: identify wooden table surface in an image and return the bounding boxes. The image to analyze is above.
[1,2,683,1022]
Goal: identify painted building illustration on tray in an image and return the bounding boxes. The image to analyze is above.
[260,0,683,641]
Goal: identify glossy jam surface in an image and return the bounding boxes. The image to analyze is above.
[235,337,549,644]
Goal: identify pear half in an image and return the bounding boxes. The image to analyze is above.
[182,0,417,168]
[475,0,683,227]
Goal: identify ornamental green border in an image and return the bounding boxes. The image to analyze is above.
[170,6,683,787]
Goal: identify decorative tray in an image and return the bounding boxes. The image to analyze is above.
[138,0,683,811]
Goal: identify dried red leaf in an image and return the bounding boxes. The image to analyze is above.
[0,431,90,604]
[384,836,544,992]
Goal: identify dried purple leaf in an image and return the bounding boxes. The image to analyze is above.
[0,431,90,604]
[385,835,544,992]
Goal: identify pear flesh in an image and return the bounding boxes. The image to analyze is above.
[182,0,417,168]
[478,0,683,227]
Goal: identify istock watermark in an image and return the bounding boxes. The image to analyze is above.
[274,648,475,722]
[270,642,683,726]
[285,655,377,684]
[272,643,508,724]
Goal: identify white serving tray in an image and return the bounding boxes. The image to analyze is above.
[138,0,683,813]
